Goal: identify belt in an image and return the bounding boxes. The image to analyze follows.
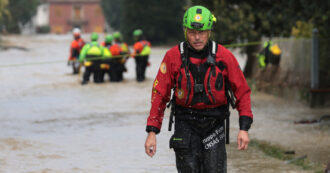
[173,104,229,120]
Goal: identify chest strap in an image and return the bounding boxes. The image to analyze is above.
[179,42,191,104]
[179,41,219,105]
[175,41,234,145]
[207,41,217,104]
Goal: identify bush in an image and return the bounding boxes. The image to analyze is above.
[36,25,50,34]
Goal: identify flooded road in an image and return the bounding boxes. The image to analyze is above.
[0,35,328,172]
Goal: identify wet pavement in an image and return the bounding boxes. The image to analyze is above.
[0,35,328,172]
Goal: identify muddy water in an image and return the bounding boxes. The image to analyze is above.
[0,35,323,172]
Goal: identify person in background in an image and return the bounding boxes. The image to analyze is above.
[101,34,113,48]
[100,34,113,82]
[68,28,85,74]
[257,40,282,69]
[132,29,151,82]
[113,31,130,56]
[109,31,129,82]
[79,33,110,85]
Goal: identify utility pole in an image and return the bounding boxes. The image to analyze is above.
[311,28,319,90]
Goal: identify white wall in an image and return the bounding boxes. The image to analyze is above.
[35,3,49,26]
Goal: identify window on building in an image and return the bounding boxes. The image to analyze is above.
[53,25,63,34]
[94,26,103,33]
[95,7,102,16]
[73,5,82,21]
[55,7,62,17]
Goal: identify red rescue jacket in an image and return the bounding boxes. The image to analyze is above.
[147,42,253,130]
[69,37,85,61]
[109,43,122,56]
[133,40,151,54]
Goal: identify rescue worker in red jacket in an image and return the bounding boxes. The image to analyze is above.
[108,32,129,82]
[132,29,151,82]
[144,6,253,173]
[68,28,85,74]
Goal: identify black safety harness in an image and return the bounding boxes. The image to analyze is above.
[168,41,236,144]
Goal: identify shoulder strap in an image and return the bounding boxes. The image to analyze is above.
[179,42,190,68]
[178,41,191,104]
[179,42,184,54]
[206,41,218,67]
[211,41,217,57]
[179,42,185,63]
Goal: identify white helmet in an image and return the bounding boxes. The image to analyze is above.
[72,28,81,35]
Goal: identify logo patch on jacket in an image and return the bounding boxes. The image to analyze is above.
[177,88,184,99]
[160,62,167,74]
[153,79,158,89]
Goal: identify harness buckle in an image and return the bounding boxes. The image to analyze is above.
[207,54,215,66]
[194,84,204,93]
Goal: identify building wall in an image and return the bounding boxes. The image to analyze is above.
[83,3,104,33]
[49,3,71,33]
[49,2,104,34]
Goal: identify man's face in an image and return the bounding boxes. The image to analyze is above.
[186,28,210,51]
[73,33,80,40]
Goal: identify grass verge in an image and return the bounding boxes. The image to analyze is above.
[250,139,325,173]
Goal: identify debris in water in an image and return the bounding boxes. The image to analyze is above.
[284,150,295,155]
[284,155,307,164]
[0,45,28,51]
[319,115,330,123]
[294,119,318,124]
[325,162,330,173]
[294,115,330,124]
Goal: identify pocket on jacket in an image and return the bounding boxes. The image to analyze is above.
[215,73,223,91]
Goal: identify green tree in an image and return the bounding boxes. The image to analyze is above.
[191,0,266,77]
[2,0,40,33]
[190,0,330,77]
[0,0,9,21]
[119,0,186,44]
[291,20,313,38]
[101,0,122,30]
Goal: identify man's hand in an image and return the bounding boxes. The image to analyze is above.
[145,132,157,157]
[237,130,249,150]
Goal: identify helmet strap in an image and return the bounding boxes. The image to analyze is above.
[184,28,187,40]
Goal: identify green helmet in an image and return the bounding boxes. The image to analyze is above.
[183,6,216,31]
[105,34,113,43]
[133,29,143,37]
[113,31,121,39]
[91,32,98,41]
